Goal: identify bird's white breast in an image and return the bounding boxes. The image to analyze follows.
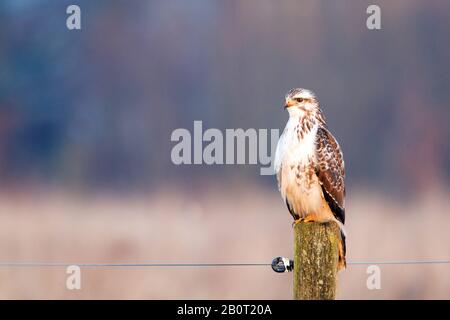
[275,116,327,218]
[275,117,318,174]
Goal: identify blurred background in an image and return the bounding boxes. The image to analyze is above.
[0,0,449,299]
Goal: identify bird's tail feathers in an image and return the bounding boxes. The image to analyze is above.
[336,221,347,271]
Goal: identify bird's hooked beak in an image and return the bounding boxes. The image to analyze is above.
[284,98,296,109]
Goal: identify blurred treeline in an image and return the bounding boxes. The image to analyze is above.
[0,0,449,194]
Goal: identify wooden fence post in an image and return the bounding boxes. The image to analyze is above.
[293,221,340,300]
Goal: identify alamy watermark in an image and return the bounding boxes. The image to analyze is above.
[66,5,81,30]
[366,265,381,290]
[171,121,280,175]
[66,265,81,290]
[366,5,381,30]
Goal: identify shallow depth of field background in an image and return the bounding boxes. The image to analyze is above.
[0,1,449,299]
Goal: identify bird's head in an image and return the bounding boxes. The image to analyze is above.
[284,88,320,117]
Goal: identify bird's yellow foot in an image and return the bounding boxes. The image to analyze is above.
[292,216,316,227]
[292,218,304,227]
[302,216,316,223]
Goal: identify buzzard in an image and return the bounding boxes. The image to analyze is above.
[274,88,346,270]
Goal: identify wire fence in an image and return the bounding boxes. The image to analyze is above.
[0,259,450,268]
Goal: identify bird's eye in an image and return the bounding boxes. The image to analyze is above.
[295,98,304,103]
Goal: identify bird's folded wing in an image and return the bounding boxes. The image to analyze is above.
[315,127,346,224]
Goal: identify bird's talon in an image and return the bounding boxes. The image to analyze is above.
[292,218,304,227]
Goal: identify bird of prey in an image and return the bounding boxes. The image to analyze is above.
[274,88,346,270]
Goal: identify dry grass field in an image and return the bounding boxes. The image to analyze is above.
[0,183,449,299]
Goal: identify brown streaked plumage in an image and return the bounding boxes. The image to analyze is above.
[274,88,346,270]
[316,127,345,224]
